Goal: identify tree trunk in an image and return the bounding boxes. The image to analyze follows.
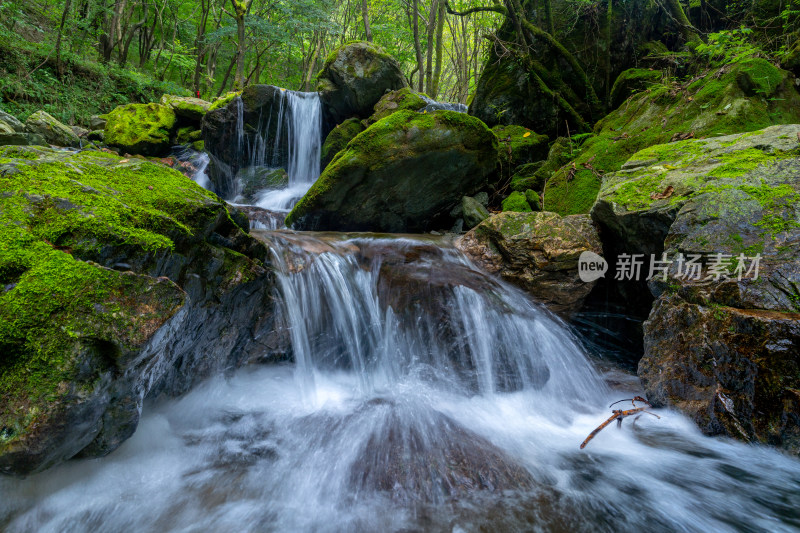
[430,0,446,99]
[412,0,425,91]
[664,0,699,42]
[424,0,439,95]
[56,0,73,78]
[362,0,372,41]
[230,0,252,90]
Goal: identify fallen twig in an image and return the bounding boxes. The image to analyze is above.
[580,396,661,449]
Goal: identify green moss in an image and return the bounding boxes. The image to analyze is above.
[191,140,205,152]
[542,58,800,216]
[104,103,177,155]
[609,68,664,109]
[0,146,232,441]
[367,88,429,124]
[209,91,242,112]
[493,124,549,167]
[502,191,532,212]
[321,118,365,168]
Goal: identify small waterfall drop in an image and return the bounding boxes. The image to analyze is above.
[2,233,800,532]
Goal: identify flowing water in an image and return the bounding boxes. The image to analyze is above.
[1,233,799,532]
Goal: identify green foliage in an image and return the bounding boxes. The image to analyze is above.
[694,27,761,67]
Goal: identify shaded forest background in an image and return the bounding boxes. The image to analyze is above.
[1,0,799,126]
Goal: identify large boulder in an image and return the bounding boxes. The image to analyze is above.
[286,110,498,232]
[365,87,428,125]
[590,125,800,451]
[543,59,800,216]
[320,117,364,170]
[0,110,26,133]
[0,133,47,146]
[0,146,284,476]
[104,103,177,156]
[24,111,81,148]
[457,211,603,316]
[317,42,407,125]
[160,94,211,123]
[201,85,290,199]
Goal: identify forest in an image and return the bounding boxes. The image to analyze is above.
[2,0,800,530]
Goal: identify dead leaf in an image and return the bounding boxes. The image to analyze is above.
[566,162,577,182]
[650,185,674,200]
[669,131,695,142]
[523,131,531,138]
[119,159,129,163]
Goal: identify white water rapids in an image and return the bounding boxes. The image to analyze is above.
[1,234,798,532]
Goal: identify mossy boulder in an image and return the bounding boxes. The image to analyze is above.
[0,110,25,133]
[0,146,283,476]
[493,125,549,170]
[176,126,202,145]
[104,103,177,157]
[543,58,800,217]
[160,94,211,122]
[609,68,664,110]
[457,211,603,316]
[317,41,408,124]
[209,91,242,112]
[462,195,490,229]
[24,111,81,148]
[286,110,498,232]
[588,125,800,451]
[511,137,574,193]
[0,121,13,135]
[321,117,365,169]
[0,133,47,147]
[366,87,429,125]
[502,191,532,212]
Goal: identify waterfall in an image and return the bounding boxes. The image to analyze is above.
[224,89,322,212]
[3,233,800,532]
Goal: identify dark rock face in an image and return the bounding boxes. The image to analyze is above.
[641,296,800,452]
[286,110,498,233]
[316,42,407,125]
[320,117,364,170]
[457,211,603,317]
[0,147,287,476]
[590,125,800,451]
[201,85,290,199]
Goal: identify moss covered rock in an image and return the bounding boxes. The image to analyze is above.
[457,211,603,316]
[209,91,242,112]
[104,103,177,157]
[0,133,47,147]
[321,117,365,170]
[24,111,81,148]
[588,124,800,451]
[609,68,664,110]
[511,137,573,193]
[366,87,429,125]
[0,110,25,133]
[544,58,800,217]
[501,191,532,212]
[317,41,408,124]
[0,146,282,475]
[493,124,549,169]
[286,110,498,232]
[160,94,211,122]
[462,195,490,229]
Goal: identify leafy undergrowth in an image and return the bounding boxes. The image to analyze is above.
[0,26,188,128]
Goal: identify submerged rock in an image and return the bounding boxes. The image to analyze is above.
[0,146,283,476]
[591,125,800,451]
[104,103,177,156]
[286,110,498,233]
[458,211,603,316]
[317,41,407,124]
[24,110,81,148]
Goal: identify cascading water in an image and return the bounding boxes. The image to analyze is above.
[2,232,799,532]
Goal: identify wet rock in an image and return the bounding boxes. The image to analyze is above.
[457,211,603,316]
[104,103,177,157]
[25,111,81,148]
[286,110,498,232]
[201,85,290,199]
[347,402,535,503]
[317,41,407,125]
[0,146,283,476]
[593,125,800,451]
[237,166,289,203]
